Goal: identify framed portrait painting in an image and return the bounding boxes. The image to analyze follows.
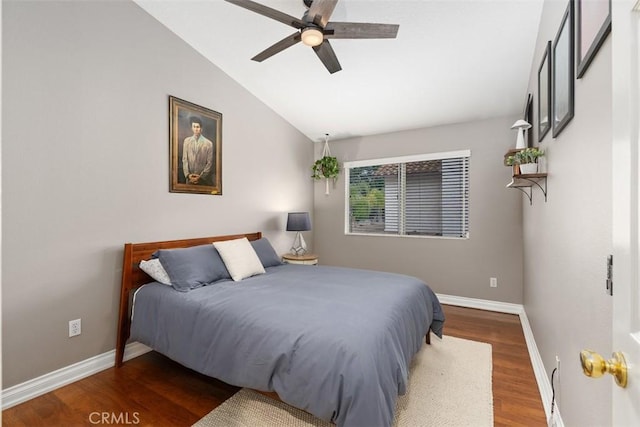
[169,96,222,195]
[576,0,611,78]
[552,1,575,138]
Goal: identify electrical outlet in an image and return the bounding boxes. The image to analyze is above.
[556,355,560,374]
[490,277,497,288]
[69,319,81,337]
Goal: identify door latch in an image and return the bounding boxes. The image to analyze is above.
[606,255,613,296]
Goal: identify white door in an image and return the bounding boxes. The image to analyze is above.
[612,0,640,424]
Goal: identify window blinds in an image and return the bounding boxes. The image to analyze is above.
[346,151,469,238]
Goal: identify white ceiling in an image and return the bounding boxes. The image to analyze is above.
[134,0,544,142]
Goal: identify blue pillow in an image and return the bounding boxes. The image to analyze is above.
[157,244,230,292]
[250,238,283,268]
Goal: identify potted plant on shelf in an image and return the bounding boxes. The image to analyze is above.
[506,147,544,175]
[312,134,339,195]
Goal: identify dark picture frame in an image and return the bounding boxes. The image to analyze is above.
[169,96,222,195]
[576,0,611,78]
[552,2,575,138]
[537,41,551,142]
[523,93,533,147]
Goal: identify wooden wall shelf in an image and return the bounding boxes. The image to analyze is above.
[506,173,547,205]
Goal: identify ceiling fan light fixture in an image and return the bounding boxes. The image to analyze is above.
[301,27,323,47]
[224,0,399,73]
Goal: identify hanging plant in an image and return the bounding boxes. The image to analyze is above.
[312,155,339,180]
[312,134,339,195]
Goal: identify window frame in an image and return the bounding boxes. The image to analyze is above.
[343,149,471,239]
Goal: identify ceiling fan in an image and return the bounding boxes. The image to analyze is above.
[224,0,399,74]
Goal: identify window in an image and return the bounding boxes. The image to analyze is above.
[344,150,470,238]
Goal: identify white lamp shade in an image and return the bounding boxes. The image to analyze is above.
[511,119,532,130]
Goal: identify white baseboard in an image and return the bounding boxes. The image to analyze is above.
[1,342,151,410]
[519,310,564,427]
[437,293,564,426]
[436,293,525,314]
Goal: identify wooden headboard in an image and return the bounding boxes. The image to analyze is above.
[115,232,262,367]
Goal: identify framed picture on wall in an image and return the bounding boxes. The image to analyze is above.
[169,96,223,195]
[576,0,611,78]
[537,41,551,142]
[523,93,533,147]
[552,1,575,138]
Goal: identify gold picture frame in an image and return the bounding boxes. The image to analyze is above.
[169,96,222,195]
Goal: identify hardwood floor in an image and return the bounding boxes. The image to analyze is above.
[443,305,547,426]
[2,305,547,426]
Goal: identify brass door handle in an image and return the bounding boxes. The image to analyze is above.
[580,350,628,388]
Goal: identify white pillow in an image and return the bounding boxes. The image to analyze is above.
[139,259,171,286]
[213,238,266,282]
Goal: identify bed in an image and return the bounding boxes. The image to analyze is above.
[115,232,445,427]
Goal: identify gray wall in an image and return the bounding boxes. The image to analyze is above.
[313,116,524,303]
[2,0,314,388]
[523,1,613,425]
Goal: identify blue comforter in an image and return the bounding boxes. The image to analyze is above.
[130,264,444,427]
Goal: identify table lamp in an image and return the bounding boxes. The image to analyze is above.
[511,119,532,149]
[286,212,311,255]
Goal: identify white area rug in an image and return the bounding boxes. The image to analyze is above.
[194,335,493,427]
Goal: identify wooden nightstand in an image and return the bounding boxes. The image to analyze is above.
[282,253,319,265]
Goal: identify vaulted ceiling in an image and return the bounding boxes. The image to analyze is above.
[134,0,544,142]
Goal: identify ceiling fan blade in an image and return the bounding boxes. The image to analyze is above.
[306,0,338,27]
[313,40,342,74]
[225,0,306,29]
[251,32,301,62]
[324,22,399,39]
